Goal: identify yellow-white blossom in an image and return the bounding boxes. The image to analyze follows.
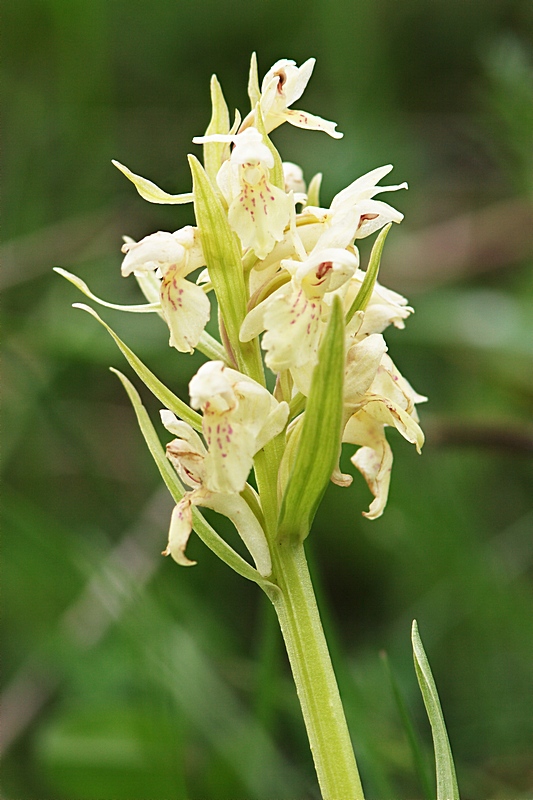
[303,164,408,240]
[160,412,272,576]
[333,336,426,518]
[193,126,292,259]
[244,58,343,139]
[121,226,209,353]
[188,361,289,494]
[241,207,360,379]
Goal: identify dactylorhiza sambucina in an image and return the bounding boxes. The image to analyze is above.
[58,55,433,800]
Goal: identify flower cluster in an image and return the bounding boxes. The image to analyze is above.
[62,55,425,575]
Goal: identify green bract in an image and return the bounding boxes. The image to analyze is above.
[188,155,263,379]
[277,296,345,543]
[203,75,231,184]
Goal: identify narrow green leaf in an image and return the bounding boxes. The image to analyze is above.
[112,368,273,586]
[73,303,202,431]
[58,266,227,365]
[381,651,434,800]
[188,155,263,380]
[203,75,230,183]
[346,223,392,324]
[112,160,193,205]
[255,104,284,190]
[55,267,160,313]
[248,52,261,110]
[412,621,461,800]
[277,296,345,543]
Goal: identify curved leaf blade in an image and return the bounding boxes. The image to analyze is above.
[73,303,202,431]
[346,223,392,324]
[277,296,345,543]
[412,620,460,800]
[112,160,193,205]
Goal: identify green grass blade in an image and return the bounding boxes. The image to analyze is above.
[381,650,434,800]
[73,303,202,431]
[412,620,460,800]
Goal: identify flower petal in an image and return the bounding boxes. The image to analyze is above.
[228,176,292,259]
[163,499,196,566]
[284,108,343,139]
[160,268,211,353]
[112,160,193,205]
[344,410,393,520]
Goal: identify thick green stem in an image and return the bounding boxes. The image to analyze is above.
[267,541,364,800]
[254,445,364,800]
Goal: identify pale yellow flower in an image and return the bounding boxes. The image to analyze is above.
[121,226,209,353]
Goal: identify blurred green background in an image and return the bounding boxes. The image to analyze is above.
[3,1,533,798]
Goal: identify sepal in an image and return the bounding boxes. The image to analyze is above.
[203,75,231,183]
[112,160,193,204]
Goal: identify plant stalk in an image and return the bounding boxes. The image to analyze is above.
[266,539,364,800]
[253,386,363,799]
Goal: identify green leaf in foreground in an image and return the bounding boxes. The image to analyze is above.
[346,223,392,324]
[112,368,274,588]
[412,620,461,800]
[277,296,345,543]
[73,303,202,432]
[381,651,433,800]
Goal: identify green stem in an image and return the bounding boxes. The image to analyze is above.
[254,444,364,800]
[266,540,364,800]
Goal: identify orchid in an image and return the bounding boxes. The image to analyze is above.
[243,56,343,139]
[188,360,289,494]
[333,336,426,517]
[121,226,210,353]
[303,163,408,240]
[160,411,272,576]
[193,126,292,259]
[240,210,360,379]
[58,55,438,800]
